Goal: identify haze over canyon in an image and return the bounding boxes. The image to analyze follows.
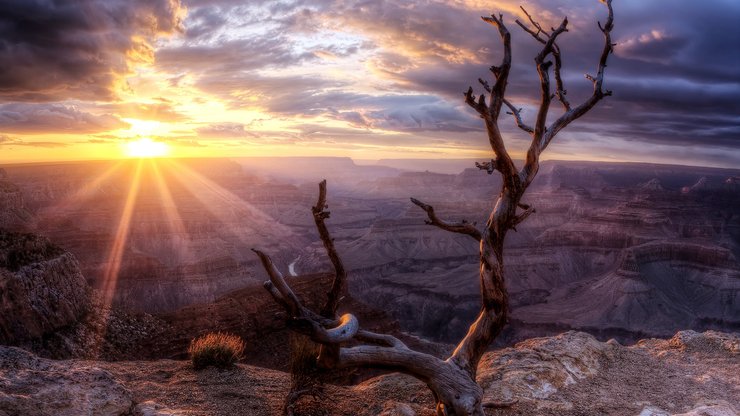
[1,157,737,347]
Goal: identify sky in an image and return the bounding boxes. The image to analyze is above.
[0,0,738,167]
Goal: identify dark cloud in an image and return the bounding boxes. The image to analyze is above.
[617,31,689,64]
[0,0,184,102]
[0,103,128,134]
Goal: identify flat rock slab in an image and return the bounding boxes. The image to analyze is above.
[0,347,133,416]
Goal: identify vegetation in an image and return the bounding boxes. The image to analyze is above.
[188,332,245,370]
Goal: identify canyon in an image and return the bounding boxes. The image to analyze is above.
[0,157,738,346]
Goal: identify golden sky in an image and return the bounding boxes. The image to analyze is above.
[0,0,738,167]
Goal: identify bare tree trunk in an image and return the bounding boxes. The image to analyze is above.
[251,2,615,415]
[283,180,346,414]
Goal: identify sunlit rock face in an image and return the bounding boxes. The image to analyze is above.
[0,232,90,344]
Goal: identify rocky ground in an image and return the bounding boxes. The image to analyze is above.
[1,330,737,416]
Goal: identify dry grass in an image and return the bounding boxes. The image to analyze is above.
[188,332,245,370]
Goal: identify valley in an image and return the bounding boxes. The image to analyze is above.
[0,157,738,346]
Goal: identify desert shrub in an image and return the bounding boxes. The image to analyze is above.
[188,332,245,370]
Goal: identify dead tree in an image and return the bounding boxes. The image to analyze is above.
[253,2,614,414]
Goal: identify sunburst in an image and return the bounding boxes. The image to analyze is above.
[125,138,170,158]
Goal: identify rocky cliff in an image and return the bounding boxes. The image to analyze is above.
[0,232,90,344]
[0,330,736,416]
[0,170,31,230]
[1,160,305,313]
[1,159,738,346]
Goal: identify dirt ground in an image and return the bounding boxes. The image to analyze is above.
[95,331,738,416]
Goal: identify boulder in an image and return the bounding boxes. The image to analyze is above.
[477,331,612,406]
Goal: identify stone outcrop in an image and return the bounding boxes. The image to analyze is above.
[477,331,609,405]
[1,330,737,416]
[0,232,90,344]
[0,347,134,416]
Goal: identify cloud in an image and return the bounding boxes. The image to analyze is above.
[102,102,187,122]
[156,37,315,75]
[0,103,128,134]
[195,122,258,138]
[616,30,689,64]
[0,0,185,102]
[0,135,69,148]
[2,0,738,167]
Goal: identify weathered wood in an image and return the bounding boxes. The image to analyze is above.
[410,197,482,241]
[253,2,615,414]
[312,180,347,318]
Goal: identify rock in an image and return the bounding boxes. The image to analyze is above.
[639,178,666,192]
[0,178,31,230]
[0,346,134,416]
[639,401,739,416]
[477,331,611,405]
[134,400,185,416]
[671,403,739,416]
[0,232,91,344]
[379,402,416,416]
[667,330,740,354]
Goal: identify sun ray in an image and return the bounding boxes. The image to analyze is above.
[93,159,144,357]
[150,160,191,263]
[35,161,125,227]
[163,160,293,246]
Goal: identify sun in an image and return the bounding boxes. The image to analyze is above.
[125,138,170,158]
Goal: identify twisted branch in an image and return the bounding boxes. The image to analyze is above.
[312,180,347,317]
[410,197,482,242]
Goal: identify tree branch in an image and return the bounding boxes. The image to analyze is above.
[410,197,482,242]
[533,17,568,140]
[464,86,488,117]
[478,14,518,183]
[475,159,497,175]
[356,330,409,350]
[503,99,534,134]
[312,180,347,318]
[511,205,536,231]
[253,249,301,316]
[516,8,571,112]
[520,0,614,188]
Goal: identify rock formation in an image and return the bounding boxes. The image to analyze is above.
[0,232,90,344]
[0,347,134,416]
[0,330,736,416]
[0,175,31,230]
[1,158,738,346]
